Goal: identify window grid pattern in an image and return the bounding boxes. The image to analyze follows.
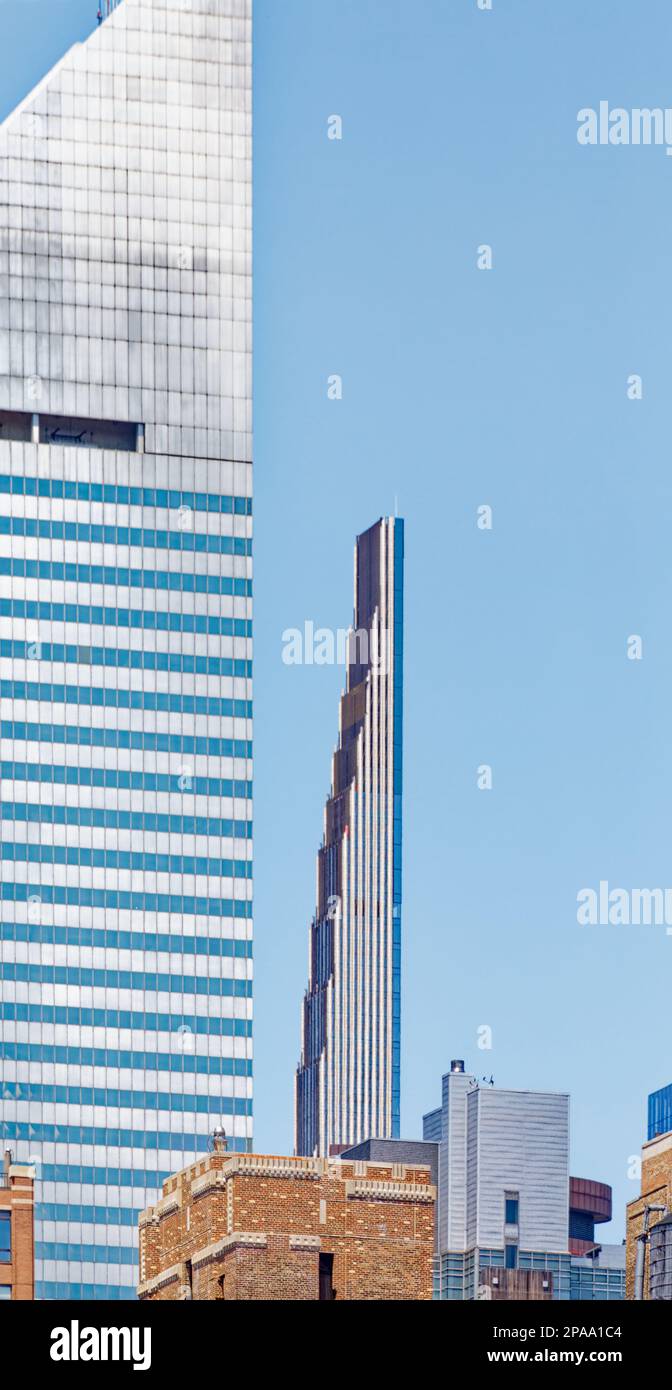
[436,1249,575,1301]
[0,0,253,1300]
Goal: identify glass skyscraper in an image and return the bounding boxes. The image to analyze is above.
[0,0,252,1299]
[295,516,404,1156]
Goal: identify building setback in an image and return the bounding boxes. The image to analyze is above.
[0,1149,35,1300]
[138,1139,435,1301]
[295,517,404,1155]
[0,0,253,1299]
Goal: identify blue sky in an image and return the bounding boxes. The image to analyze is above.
[4,0,672,1240]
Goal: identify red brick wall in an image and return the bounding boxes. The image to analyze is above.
[139,1154,435,1301]
[0,1167,35,1301]
[205,1241,319,1302]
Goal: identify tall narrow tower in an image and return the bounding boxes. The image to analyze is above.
[296,517,404,1156]
[0,0,253,1299]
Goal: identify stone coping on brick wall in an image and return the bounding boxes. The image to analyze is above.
[162,1153,434,1196]
[137,1263,182,1299]
[190,1170,228,1198]
[235,1157,322,1179]
[139,1192,180,1226]
[345,1179,436,1204]
[192,1232,268,1269]
[642,1131,672,1159]
[190,1156,323,1199]
[289,1234,322,1250]
[146,1155,437,1223]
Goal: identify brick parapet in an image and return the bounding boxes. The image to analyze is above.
[139,1152,435,1300]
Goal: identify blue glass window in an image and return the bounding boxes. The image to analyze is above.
[0,556,252,598]
[0,1213,10,1263]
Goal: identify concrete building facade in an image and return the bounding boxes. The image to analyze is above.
[138,1143,435,1301]
[0,1149,35,1300]
[0,0,253,1299]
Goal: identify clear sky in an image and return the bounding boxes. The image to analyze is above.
[3,0,672,1241]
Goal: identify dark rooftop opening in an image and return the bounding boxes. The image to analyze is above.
[0,409,142,452]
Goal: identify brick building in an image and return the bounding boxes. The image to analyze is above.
[138,1141,435,1301]
[626,1129,672,1299]
[0,1150,35,1301]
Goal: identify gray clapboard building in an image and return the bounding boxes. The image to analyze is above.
[424,1061,572,1299]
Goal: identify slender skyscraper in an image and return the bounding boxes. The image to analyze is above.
[0,0,252,1299]
[295,517,404,1156]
